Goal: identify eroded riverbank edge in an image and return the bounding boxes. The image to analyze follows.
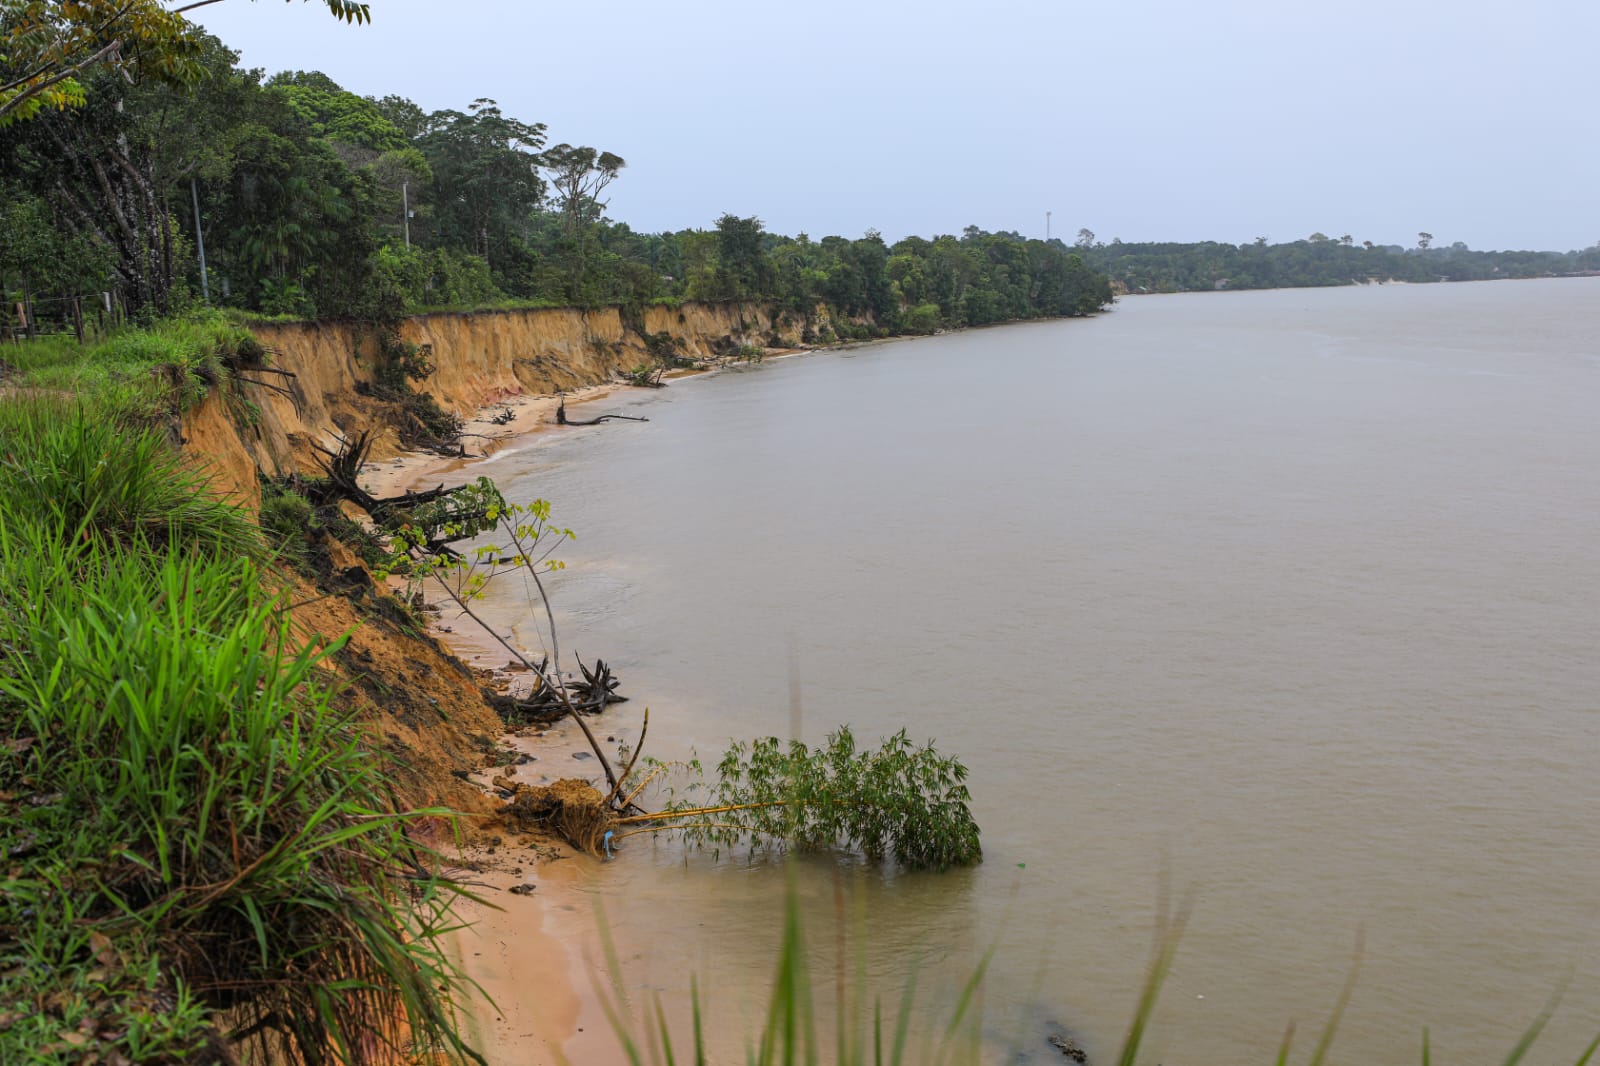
[179,304,1040,1062]
[361,350,826,1065]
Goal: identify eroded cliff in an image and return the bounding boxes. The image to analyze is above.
[182,301,836,507]
[176,300,833,814]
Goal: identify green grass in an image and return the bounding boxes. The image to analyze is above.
[0,406,482,1064]
[0,396,263,555]
[408,295,568,316]
[2,312,261,421]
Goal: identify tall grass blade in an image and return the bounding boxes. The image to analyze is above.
[1276,1020,1296,1066]
[1306,928,1364,1066]
[654,992,677,1066]
[691,975,706,1066]
[1499,993,1562,1066]
[1115,884,1192,1066]
[933,947,993,1066]
[593,900,645,1066]
[889,971,917,1066]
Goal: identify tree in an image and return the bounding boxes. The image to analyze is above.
[417,99,545,268]
[0,0,369,127]
[268,70,408,152]
[0,179,112,315]
[1075,227,1095,248]
[542,143,624,236]
[1417,231,1433,250]
[538,143,625,302]
[367,92,425,139]
[714,213,773,300]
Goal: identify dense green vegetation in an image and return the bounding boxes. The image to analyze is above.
[1,27,1110,335]
[0,396,480,1064]
[617,727,982,871]
[1070,231,1600,294]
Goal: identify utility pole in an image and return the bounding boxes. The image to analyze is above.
[1046,211,1052,241]
[402,180,411,250]
[191,178,209,304]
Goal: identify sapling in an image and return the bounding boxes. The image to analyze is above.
[372,475,982,869]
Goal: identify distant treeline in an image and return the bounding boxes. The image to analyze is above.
[1069,232,1600,294]
[0,33,1110,332]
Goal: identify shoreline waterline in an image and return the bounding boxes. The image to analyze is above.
[360,347,828,1064]
[362,328,1000,1063]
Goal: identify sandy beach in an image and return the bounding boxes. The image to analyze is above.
[362,363,802,1065]
[359,381,623,500]
[359,348,818,500]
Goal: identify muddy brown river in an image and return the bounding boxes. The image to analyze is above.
[472,278,1600,1063]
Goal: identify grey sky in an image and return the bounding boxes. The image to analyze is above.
[193,0,1599,251]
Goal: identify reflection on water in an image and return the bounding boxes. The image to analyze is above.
[472,279,1600,1063]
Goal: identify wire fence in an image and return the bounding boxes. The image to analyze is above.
[4,291,127,344]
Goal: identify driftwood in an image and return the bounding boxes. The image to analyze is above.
[488,657,624,725]
[302,431,501,559]
[568,657,627,709]
[555,398,649,426]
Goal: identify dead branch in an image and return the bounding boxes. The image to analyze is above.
[601,708,649,810]
[555,398,649,426]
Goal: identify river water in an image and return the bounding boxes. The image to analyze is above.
[476,279,1600,1063]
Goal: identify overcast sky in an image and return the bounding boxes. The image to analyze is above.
[192,0,1599,251]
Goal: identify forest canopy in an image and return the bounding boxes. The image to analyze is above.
[1071,232,1600,294]
[0,29,1112,330]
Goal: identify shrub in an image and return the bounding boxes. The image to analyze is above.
[627,726,982,872]
[259,481,317,564]
[365,332,463,447]
[903,303,941,333]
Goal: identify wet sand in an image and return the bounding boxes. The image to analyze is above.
[360,382,621,500]
[449,711,650,1066]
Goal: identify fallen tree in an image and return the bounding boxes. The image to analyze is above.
[287,440,981,871]
[555,397,648,426]
[498,722,983,871]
